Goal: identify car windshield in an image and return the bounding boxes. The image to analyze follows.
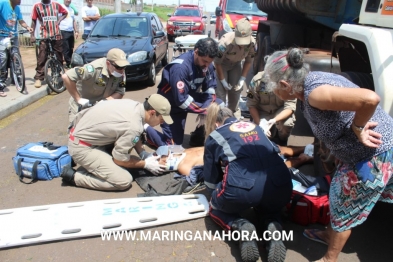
[174,8,201,17]
[90,17,149,38]
[226,0,267,17]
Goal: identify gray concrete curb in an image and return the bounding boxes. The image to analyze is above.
[0,86,51,120]
[0,69,52,120]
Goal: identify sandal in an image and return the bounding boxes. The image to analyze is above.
[303,229,328,246]
[0,91,7,97]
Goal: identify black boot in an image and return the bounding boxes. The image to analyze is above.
[231,218,260,262]
[266,221,286,262]
[61,166,76,186]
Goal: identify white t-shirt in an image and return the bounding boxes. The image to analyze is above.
[59,5,75,32]
[81,5,100,31]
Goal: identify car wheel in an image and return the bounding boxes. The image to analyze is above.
[253,34,272,74]
[162,48,169,67]
[146,61,156,86]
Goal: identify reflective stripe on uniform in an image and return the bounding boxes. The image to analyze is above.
[179,95,194,109]
[204,87,216,94]
[205,181,218,190]
[194,77,205,84]
[171,59,184,64]
[210,130,237,162]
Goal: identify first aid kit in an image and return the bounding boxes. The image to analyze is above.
[286,168,332,226]
[12,142,72,184]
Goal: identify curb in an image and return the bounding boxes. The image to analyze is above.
[0,85,51,120]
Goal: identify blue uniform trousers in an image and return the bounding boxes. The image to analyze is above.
[145,111,206,147]
[209,166,292,231]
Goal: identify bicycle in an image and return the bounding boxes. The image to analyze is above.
[0,29,29,93]
[38,36,65,93]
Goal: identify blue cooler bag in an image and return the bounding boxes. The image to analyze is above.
[12,142,72,184]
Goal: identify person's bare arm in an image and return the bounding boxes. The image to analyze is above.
[285,153,313,168]
[273,108,293,122]
[106,93,123,100]
[18,20,33,32]
[30,19,36,43]
[57,15,67,25]
[309,85,380,127]
[249,107,261,125]
[309,85,382,148]
[278,145,305,157]
[73,19,79,39]
[90,14,100,20]
[62,74,81,102]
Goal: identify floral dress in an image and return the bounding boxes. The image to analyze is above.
[301,72,393,232]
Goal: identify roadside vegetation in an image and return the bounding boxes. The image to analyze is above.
[98,5,175,22]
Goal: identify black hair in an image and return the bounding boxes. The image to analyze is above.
[194,38,218,58]
[143,98,160,116]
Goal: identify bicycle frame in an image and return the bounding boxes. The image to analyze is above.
[0,29,29,93]
[38,35,66,93]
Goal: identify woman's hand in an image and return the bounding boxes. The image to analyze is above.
[352,122,382,148]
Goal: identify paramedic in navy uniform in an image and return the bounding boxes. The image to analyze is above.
[145,38,224,148]
[203,102,292,262]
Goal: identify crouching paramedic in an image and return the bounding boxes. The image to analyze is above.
[247,71,296,145]
[203,103,292,262]
[61,95,173,191]
[145,38,224,148]
[62,48,128,129]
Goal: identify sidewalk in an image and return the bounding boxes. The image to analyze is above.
[0,67,51,120]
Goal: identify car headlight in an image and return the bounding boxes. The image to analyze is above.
[167,21,173,25]
[127,51,148,63]
[195,22,201,26]
[223,18,233,33]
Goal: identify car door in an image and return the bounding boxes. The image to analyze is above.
[151,15,165,62]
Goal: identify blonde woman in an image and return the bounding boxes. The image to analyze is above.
[203,103,292,262]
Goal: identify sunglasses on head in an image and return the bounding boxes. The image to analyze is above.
[110,61,126,70]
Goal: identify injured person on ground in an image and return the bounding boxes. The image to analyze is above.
[149,142,314,179]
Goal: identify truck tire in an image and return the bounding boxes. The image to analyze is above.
[339,71,374,91]
[253,33,272,74]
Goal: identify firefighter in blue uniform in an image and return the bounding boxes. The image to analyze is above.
[203,103,292,262]
[145,38,224,147]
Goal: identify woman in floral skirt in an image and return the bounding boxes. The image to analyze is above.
[263,48,393,262]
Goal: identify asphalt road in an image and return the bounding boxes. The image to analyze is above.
[1,23,392,262]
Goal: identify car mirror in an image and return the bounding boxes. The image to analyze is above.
[155,31,165,38]
[202,15,207,19]
[167,13,172,17]
[215,7,222,16]
[71,53,84,67]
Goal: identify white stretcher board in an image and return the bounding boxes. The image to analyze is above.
[0,194,209,249]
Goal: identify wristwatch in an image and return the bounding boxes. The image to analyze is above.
[352,123,364,132]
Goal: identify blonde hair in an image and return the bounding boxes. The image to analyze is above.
[204,103,234,141]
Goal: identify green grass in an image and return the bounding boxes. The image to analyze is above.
[143,5,176,21]
[98,6,175,22]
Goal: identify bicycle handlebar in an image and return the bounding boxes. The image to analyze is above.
[38,35,61,41]
[0,29,30,36]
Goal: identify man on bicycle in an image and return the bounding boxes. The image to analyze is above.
[0,0,33,97]
[30,0,68,88]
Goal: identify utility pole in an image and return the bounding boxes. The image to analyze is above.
[115,0,121,13]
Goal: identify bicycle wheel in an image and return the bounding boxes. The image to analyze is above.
[44,58,65,93]
[10,53,26,93]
